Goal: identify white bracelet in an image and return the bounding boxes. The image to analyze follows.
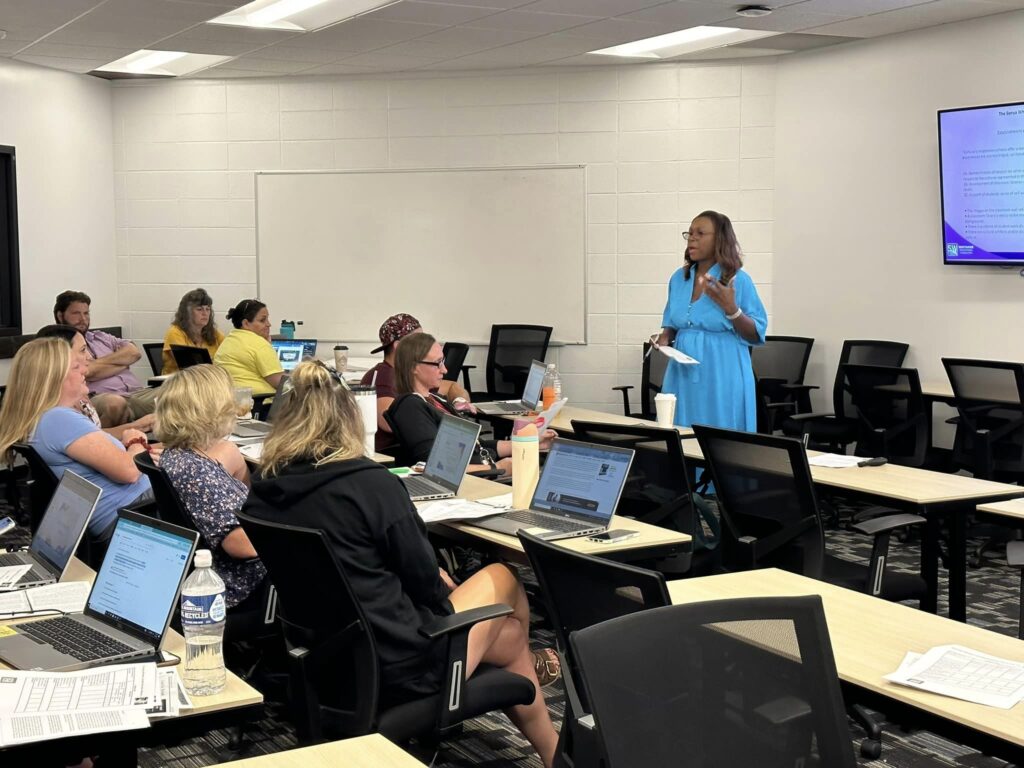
[725,307,743,321]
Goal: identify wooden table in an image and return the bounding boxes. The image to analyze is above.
[0,559,263,764]
[977,497,1024,523]
[669,568,1024,763]
[432,474,692,567]
[213,734,426,768]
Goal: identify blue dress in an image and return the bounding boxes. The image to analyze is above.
[661,263,767,431]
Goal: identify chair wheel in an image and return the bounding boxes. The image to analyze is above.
[968,555,982,568]
[860,738,881,759]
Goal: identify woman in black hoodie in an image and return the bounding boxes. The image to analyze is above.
[244,361,559,768]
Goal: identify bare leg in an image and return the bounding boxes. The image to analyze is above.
[449,564,559,768]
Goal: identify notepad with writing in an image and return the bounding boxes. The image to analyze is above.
[0,580,90,619]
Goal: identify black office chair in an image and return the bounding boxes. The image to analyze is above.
[751,335,815,433]
[518,530,670,768]
[612,342,668,420]
[236,511,535,752]
[843,364,932,468]
[472,324,552,401]
[569,596,857,768]
[441,341,471,386]
[782,339,909,451]
[170,344,212,370]
[9,442,59,533]
[693,424,926,606]
[143,342,164,376]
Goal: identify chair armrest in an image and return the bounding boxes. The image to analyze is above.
[468,468,504,480]
[766,402,798,411]
[779,383,819,392]
[419,603,513,640]
[611,385,634,392]
[462,365,476,371]
[851,513,925,536]
[786,411,835,423]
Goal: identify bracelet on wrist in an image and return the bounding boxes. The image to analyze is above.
[725,307,743,321]
[124,437,150,453]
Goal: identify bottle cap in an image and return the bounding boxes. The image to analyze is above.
[194,549,212,568]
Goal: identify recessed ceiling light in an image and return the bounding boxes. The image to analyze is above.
[588,26,778,59]
[736,5,773,18]
[95,50,233,77]
[207,0,399,31]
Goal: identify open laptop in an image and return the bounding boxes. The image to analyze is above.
[0,510,198,671]
[475,360,546,416]
[472,439,635,541]
[231,374,292,439]
[271,338,318,372]
[0,471,100,591]
[401,414,482,501]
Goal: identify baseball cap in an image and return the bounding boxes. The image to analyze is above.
[371,313,421,354]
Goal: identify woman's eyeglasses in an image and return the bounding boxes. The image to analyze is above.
[682,230,713,241]
[418,358,445,368]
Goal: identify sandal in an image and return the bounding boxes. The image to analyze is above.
[532,648,562,687]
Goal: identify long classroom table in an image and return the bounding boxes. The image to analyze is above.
[669,568,1024,764]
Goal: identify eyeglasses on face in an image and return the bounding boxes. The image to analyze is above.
[682,230,714,241]
[418,358,446,368]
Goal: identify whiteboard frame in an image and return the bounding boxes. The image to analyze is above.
[254,165,588,346]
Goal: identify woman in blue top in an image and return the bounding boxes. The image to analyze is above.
[653,210,767,431]
[0,338,153,541]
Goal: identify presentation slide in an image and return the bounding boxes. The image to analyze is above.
[940,102,1024,263]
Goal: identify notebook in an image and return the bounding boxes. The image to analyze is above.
[271,338,318,372]
[475,360,546,416]
[0,471,100,591]
[401,413,481,501]
[0,510,198,671]
[472,439,634,541]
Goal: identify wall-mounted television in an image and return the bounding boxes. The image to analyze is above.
[938,100,1024,266]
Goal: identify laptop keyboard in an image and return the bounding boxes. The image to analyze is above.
[504,509,591,533]
[490,402,525,412]
[0,552,28,567]
[404,476,448,498]
[18,617,136,661]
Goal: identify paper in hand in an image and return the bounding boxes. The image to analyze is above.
[658,346,699,365]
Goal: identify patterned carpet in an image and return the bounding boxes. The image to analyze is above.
[3,483,1022,768]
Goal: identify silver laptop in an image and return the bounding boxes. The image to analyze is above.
[271,338,318,372]
[232,374,292,439]
[401,414,482,501]
[473,439,635,541]
[0,471,100,591]
[0,510,198,671]
[475,360,546,416]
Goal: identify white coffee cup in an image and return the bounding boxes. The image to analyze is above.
[654,392,677,428]
[333,345,349,373]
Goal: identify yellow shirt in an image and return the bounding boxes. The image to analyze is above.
[213,329,282,396]
[161,325,225,374]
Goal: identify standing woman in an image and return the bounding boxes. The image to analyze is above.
[653,210,767,431]
[162,288,225,374]
[213,299,284,397]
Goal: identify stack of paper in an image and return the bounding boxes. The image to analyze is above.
[0,565,32,590]
[885,645,1024,709]
[239,442,263,461]
[808,453,863,469]
[658,346,699,365]
[0,581,90,619]
[417,499,504,524]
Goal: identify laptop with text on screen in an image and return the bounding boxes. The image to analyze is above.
[401,413,481,501]
[0,510,198,671]
[271,339,318,372]
[472,438,635,541]
[475,360,546,416]
[0,470,100,591]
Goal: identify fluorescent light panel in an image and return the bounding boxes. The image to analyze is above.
[589,26,778,59]
[207,0,397,31]
[96,49,233,76]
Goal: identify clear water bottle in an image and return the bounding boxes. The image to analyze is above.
[180,550,227,696]
[542,363,562,410]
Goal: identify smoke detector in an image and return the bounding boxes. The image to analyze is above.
[736,5,772,18]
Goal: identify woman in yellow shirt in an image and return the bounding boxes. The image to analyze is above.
[162,288,225,374]
[213,298,284,397]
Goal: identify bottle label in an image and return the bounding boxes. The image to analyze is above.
[181,593,226,627]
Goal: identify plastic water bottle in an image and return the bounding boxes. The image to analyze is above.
[542,363,562,410]
[180,550,227,696]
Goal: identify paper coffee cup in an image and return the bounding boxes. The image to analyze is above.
[654,393,676,427]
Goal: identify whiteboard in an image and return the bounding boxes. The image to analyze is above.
[256,166,586,346]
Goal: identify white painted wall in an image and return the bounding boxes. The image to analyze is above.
[111,63,776,410]
[0,59,115,380]
[774,10,1024,416]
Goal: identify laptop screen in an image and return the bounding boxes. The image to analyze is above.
[271,339,318,371]
[87,515,196,644]
[30,471,101,575]
[424,414,481,492]
[530,440,634,524]
[521,360,546,409]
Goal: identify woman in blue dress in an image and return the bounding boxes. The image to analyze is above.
[653,210,767,431]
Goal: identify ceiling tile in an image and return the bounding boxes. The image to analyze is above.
[363,1,505,25]
[242,45,343,63]
[413,0,537,8]
[462,9,601,34]
[14,53,111,73]
[518,0,668,15]
[722,6,857,32]
[618,2,743,26]
[304,17,444,48]
[560,17,668,42]
[45,0,227,48]
[412,24,538,51]
[805,0,1018,36]
[291,61,388,75]
[0,0,104,43]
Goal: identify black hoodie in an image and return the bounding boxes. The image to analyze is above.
[244,456,452,690]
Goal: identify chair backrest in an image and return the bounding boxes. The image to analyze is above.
[485,324,552,398]
[132,452,211,548]
[10,442,59,533]
[842,364,929,467]
[693,424,825,578]
[143,342,164,375]
[570,596,856,768]
[569,420,696,536]
[170,344,212,369]
[236,510,381,734]
[640,341,669,419]
[382,405,414,466]
[832,340,909,419]
[751,335,814,385]
[441,342,469,383]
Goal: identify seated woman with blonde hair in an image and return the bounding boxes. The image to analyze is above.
[243,361,559,768]
[156,364,266,611]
